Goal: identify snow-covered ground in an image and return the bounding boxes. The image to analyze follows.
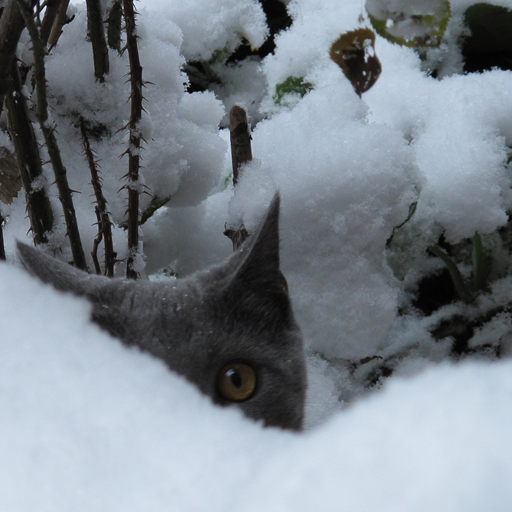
[2,0,512,509]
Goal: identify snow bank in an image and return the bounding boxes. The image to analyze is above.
[2,263,512,511]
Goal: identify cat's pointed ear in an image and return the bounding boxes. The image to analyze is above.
[232,192,286,293]
[17,241,89,296]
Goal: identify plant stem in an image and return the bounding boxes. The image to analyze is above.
[40,0,62,45]
[17,0,87,270]
[0,0,34,117]
[224,104,252,251]
[229,104,252,185]
[107,0,122,52]
[5,61,54,244]
[123,0,143,279]
[47,0,70,48]
[86,0,109,81]
[79,117,115,276]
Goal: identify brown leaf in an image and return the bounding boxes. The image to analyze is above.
[330,28,382,97]
[0,147,22,205]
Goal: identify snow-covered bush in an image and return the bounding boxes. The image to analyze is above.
[2,0,512,509]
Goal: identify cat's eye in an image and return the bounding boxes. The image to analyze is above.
[217,362,257,402]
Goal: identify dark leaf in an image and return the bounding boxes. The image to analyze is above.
[330,28,381,96]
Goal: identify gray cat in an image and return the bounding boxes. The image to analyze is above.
[17,194,307,430]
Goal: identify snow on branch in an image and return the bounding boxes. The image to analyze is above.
[17,0,87,270]
[121,0,144,279]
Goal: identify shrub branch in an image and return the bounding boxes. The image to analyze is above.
[79,117,115,276]
[0,0,35,117]
[224,104,252,250]
[5,61,54,244]
[17,0,87,270]
[122,0,143,279]
[85,0,109,81]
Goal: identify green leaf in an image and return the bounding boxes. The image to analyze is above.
[367,0,451,49]
[463,3,512,55]
[329,28,381,96]
[273,76,313,105]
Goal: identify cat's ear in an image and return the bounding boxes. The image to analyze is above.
[230,192,287,296]
[17,241,89,296]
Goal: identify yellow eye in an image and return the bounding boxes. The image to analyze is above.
[217,362,257,402]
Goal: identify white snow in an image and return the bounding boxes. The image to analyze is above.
[2,262,512,510]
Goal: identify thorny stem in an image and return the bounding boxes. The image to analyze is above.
[17,0,87,270]
[122,0,143,279]
[5,60,54,244]
[79,117,115,277]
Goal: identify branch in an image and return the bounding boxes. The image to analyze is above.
[229,104,252,185]
[40,0,62,45]
[17,0,87,270]
[5,60,54,244]
[224,104,252,250]
[79,117,115,276]
[86,0,109,81]
[0,0,35,117]
[107,0,122,52]
[122,0,143,279]
[47,0,70,49]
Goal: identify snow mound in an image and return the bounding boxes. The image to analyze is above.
[2,263,512,511]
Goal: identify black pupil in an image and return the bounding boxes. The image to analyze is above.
[227,369,242,389]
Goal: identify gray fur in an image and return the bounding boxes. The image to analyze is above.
[17,194,307,430]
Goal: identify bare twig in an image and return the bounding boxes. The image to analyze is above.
[79,117,115,276]
[47,0,70,48]
[85,0,109,81]
[229,104,252,185]
[5,60,54,244]
[17,0,87,270]
[40,0,62,45]
[224,104,253,250]
[107,0,122,52]
[122,0,143,279]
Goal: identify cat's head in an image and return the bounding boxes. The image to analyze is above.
[17,194,307,430]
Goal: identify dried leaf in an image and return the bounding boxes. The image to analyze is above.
[330,28,381,96]
[0,147,22,205]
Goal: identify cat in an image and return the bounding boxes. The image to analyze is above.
[17,193,307,431]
